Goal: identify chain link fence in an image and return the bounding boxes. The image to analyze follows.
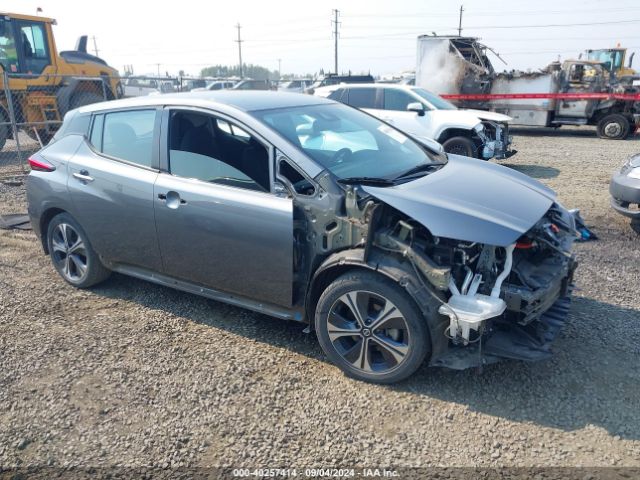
[0,72,122,178]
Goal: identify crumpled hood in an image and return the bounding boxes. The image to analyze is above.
[463,109,512,123]
[362,155,556,246]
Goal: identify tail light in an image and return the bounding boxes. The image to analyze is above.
[28,157,56,172]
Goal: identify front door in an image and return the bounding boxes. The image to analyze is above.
[153,108,294,307]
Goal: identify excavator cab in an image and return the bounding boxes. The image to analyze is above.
[0,12,122,151]
[586,48,636,78]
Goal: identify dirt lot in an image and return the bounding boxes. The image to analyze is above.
[1,128,639,472]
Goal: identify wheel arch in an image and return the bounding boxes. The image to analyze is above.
[306,248,449,360]
[436,127,475,144]
[39,207,69,254]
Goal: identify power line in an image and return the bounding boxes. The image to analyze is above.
[466,18,640,29]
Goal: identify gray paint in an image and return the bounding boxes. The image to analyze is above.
[66,139,164,272]
[363,155,556,246]
[153,172,293,307]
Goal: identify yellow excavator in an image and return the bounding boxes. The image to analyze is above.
[0,12,122,150]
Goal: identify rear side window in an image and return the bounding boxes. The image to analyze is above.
[91,110,156,167]
[347,88,377,109]
[89,114,104,149]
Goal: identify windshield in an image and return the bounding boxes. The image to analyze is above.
[411,88,457,110]
[253,103,445,181]
[586,50,624,71]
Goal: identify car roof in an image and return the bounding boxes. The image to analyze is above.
[76,91,333,115]
[333,83,415,91]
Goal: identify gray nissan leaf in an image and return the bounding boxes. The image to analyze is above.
[26,91,578,383]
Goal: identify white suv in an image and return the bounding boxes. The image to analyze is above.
[314,83,515,160]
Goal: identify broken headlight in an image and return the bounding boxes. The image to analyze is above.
[621,153,640,178]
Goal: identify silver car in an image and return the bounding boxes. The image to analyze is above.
[27,92,578,383]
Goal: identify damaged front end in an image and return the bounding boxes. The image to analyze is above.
[476,120,516,160]
[364,201,577,370]
[427,203,578,369]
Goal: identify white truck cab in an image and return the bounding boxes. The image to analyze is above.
[313,83,515,160]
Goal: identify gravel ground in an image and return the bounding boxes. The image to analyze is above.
[1,128,639,473]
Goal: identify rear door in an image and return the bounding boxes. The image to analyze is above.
[66,108,164,271]
[153,107,294,307]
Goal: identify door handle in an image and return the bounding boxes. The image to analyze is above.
[73,170,94,183]
[158,191,187,208]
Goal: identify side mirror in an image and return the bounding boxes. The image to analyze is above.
[273,181,290,197]
[407,102,425,116]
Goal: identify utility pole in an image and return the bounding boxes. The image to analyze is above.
[92,36,99,57]
[235,23,244,78]
[332,9,339,74]
[458,5,464,36]
[155,63,161,76]
[278,58,281,77]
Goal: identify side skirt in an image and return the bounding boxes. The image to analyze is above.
[112,264,306,322]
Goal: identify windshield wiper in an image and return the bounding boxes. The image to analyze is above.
[393,162,446,181]
[337,176,396,186]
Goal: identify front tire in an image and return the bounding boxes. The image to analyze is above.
[315,271,431,383]
[47,213,110,288]
[597,114,630,140]
[631,219,640,235]
[442,136,476,158]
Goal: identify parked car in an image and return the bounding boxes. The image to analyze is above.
[232,79,271,90]
[123,77,175,97]
[27,91,577,383]
[181,78,207,91]
[192,80,236,92]
[304,73,375,94]
[314,83,515,160]
[278,79,312,94]
[610,153,640,233]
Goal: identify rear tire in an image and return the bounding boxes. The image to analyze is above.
[597,114,630,140]
[46,213,110,288]
[315,271,431,384]
[442,136,476,158]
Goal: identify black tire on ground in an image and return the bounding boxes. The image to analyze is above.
[631,219,640,235]
[69,91,105,111]
[46,212,111,288]
[596,114,630,140]
[442,136,476,158]
[315,270,431,384]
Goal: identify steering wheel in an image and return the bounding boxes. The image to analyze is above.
[331,148,353,164]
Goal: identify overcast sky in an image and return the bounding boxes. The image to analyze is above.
[3,0,639,77]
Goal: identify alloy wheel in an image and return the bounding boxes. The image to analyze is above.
[326,290,410,374]
[51,223,88,282]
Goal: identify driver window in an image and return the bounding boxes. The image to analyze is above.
[383,89,415,111]
[168,110,271,192]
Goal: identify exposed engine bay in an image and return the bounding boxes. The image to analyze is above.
[297,173,578,370]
